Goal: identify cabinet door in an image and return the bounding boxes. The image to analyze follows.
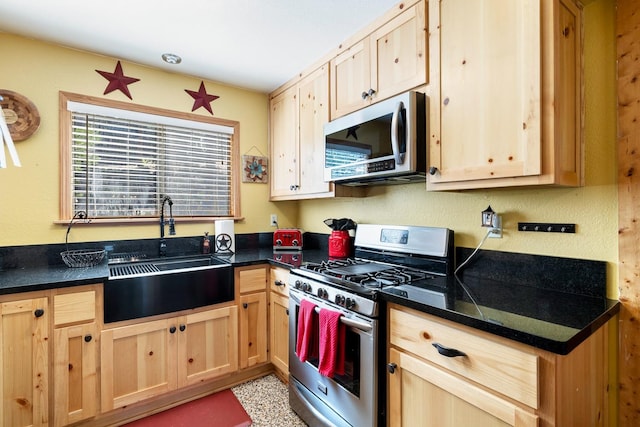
[270,85,299,197]
[372,1,427,102]
[101,318,177,412]
[330,38,372,118]
[239,292,268,369]
[298,65,332,196]
[388,348,538,427]
[0,297,49,427]
[53,323,97,427]
[177,306,238,387]
[269,292,289,375]
[428,0,542,185]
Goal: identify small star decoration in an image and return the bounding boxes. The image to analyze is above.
[346,125,360,140]
[185,81,219,115]
[95,61,140,100]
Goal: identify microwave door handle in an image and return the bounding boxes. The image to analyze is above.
[390,101,406,165]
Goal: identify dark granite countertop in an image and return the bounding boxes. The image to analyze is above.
[0,236,619,356]
[380,275,619,355]
[0,262,110,295]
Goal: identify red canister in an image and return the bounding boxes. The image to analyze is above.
[328,230,352,258]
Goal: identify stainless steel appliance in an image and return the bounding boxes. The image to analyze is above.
[288,224,454,427]
[323,91,426,186]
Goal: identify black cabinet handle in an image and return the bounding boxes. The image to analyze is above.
[285,309,289,316]
[34,309,44,318]
[432,342,467,358]
[361,91,369,100]
[429,166,438,175]
[169,326,177,334]
[274,280,285,287]
[243,303,248,309]
[84,335,92,343]
[179,324,186,332]
[387,363,397,374]
[368,88,376,98]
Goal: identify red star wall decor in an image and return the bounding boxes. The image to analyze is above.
[95,61,140,100]
[185,81,219,115]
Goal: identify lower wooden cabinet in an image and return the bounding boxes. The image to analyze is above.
[53,322,98,427]
[388,348,537,427]
[236,265,269,369]
[0,295,49,427]
[269,292,289,376]
[52,287,99,427]
[239,292,267,369]
[100,305,238,412]
[387,304,611,427]
[269,266,290,376]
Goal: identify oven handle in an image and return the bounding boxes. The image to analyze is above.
[290,293,373,333]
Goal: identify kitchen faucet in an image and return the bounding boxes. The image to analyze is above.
[159,195,175,256]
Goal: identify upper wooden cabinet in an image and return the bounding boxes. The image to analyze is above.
[427,0,583,190]
[330,0,427,119]
[270,65,335,200]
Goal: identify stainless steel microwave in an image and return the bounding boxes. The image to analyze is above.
[324,91,426,185]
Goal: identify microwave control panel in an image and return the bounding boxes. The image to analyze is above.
[366,159,395,173]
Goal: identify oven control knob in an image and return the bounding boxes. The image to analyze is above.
[317,288,328,299]
[335,295,346,306]
[302,283,312,293]
[345,298,356,309]
[294,280,302,289]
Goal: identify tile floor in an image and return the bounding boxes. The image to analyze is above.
[232,374,307,426]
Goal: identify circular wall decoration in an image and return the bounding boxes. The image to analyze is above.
[0,89,40,141]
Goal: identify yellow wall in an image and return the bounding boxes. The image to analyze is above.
[298,0,619,298]
[0,33,297,246]
[0,0,617,299]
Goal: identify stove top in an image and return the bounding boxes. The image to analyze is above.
[299,258,437,290]
[290,224,454,315]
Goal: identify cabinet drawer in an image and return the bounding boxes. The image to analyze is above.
[236,265,268,293]
[389,306,539,408]
[270,267,290,296]
[54,290,96,326]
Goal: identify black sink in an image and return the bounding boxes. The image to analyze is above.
[104,255,233,323]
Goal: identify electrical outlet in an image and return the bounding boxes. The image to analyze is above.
[488,215,502,238]
[270,214,278,227]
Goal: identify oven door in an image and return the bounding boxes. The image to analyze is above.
[288,288,378,427]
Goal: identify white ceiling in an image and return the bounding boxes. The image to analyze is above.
[0,0,399,93]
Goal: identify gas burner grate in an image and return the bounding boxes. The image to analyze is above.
[300,258,436,288]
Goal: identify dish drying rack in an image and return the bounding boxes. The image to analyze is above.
[60,211,105,268]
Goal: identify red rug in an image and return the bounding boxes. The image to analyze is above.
[123,389,252,427]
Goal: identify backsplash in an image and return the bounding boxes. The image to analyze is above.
[456,247,607,298]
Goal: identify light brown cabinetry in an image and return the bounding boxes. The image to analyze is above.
[0,294,49,427]
[330,0,426,119]
[236,265,268,369]
[52,286,99,427]
[427,0,582,190]
[269,267,290,377]
[270,65,334,200]
[100,305,237,412]
[387,304,611,427]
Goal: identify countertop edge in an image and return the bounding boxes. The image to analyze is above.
[381,291,620,355]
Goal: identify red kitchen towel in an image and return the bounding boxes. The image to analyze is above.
[296,299,317,362]
[318,308,346,378]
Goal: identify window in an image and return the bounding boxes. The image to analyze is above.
[59,92,240,221]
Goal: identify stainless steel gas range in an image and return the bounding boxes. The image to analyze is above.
[288,224,454,427]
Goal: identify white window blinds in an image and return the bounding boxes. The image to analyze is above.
[67,101,234,218]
